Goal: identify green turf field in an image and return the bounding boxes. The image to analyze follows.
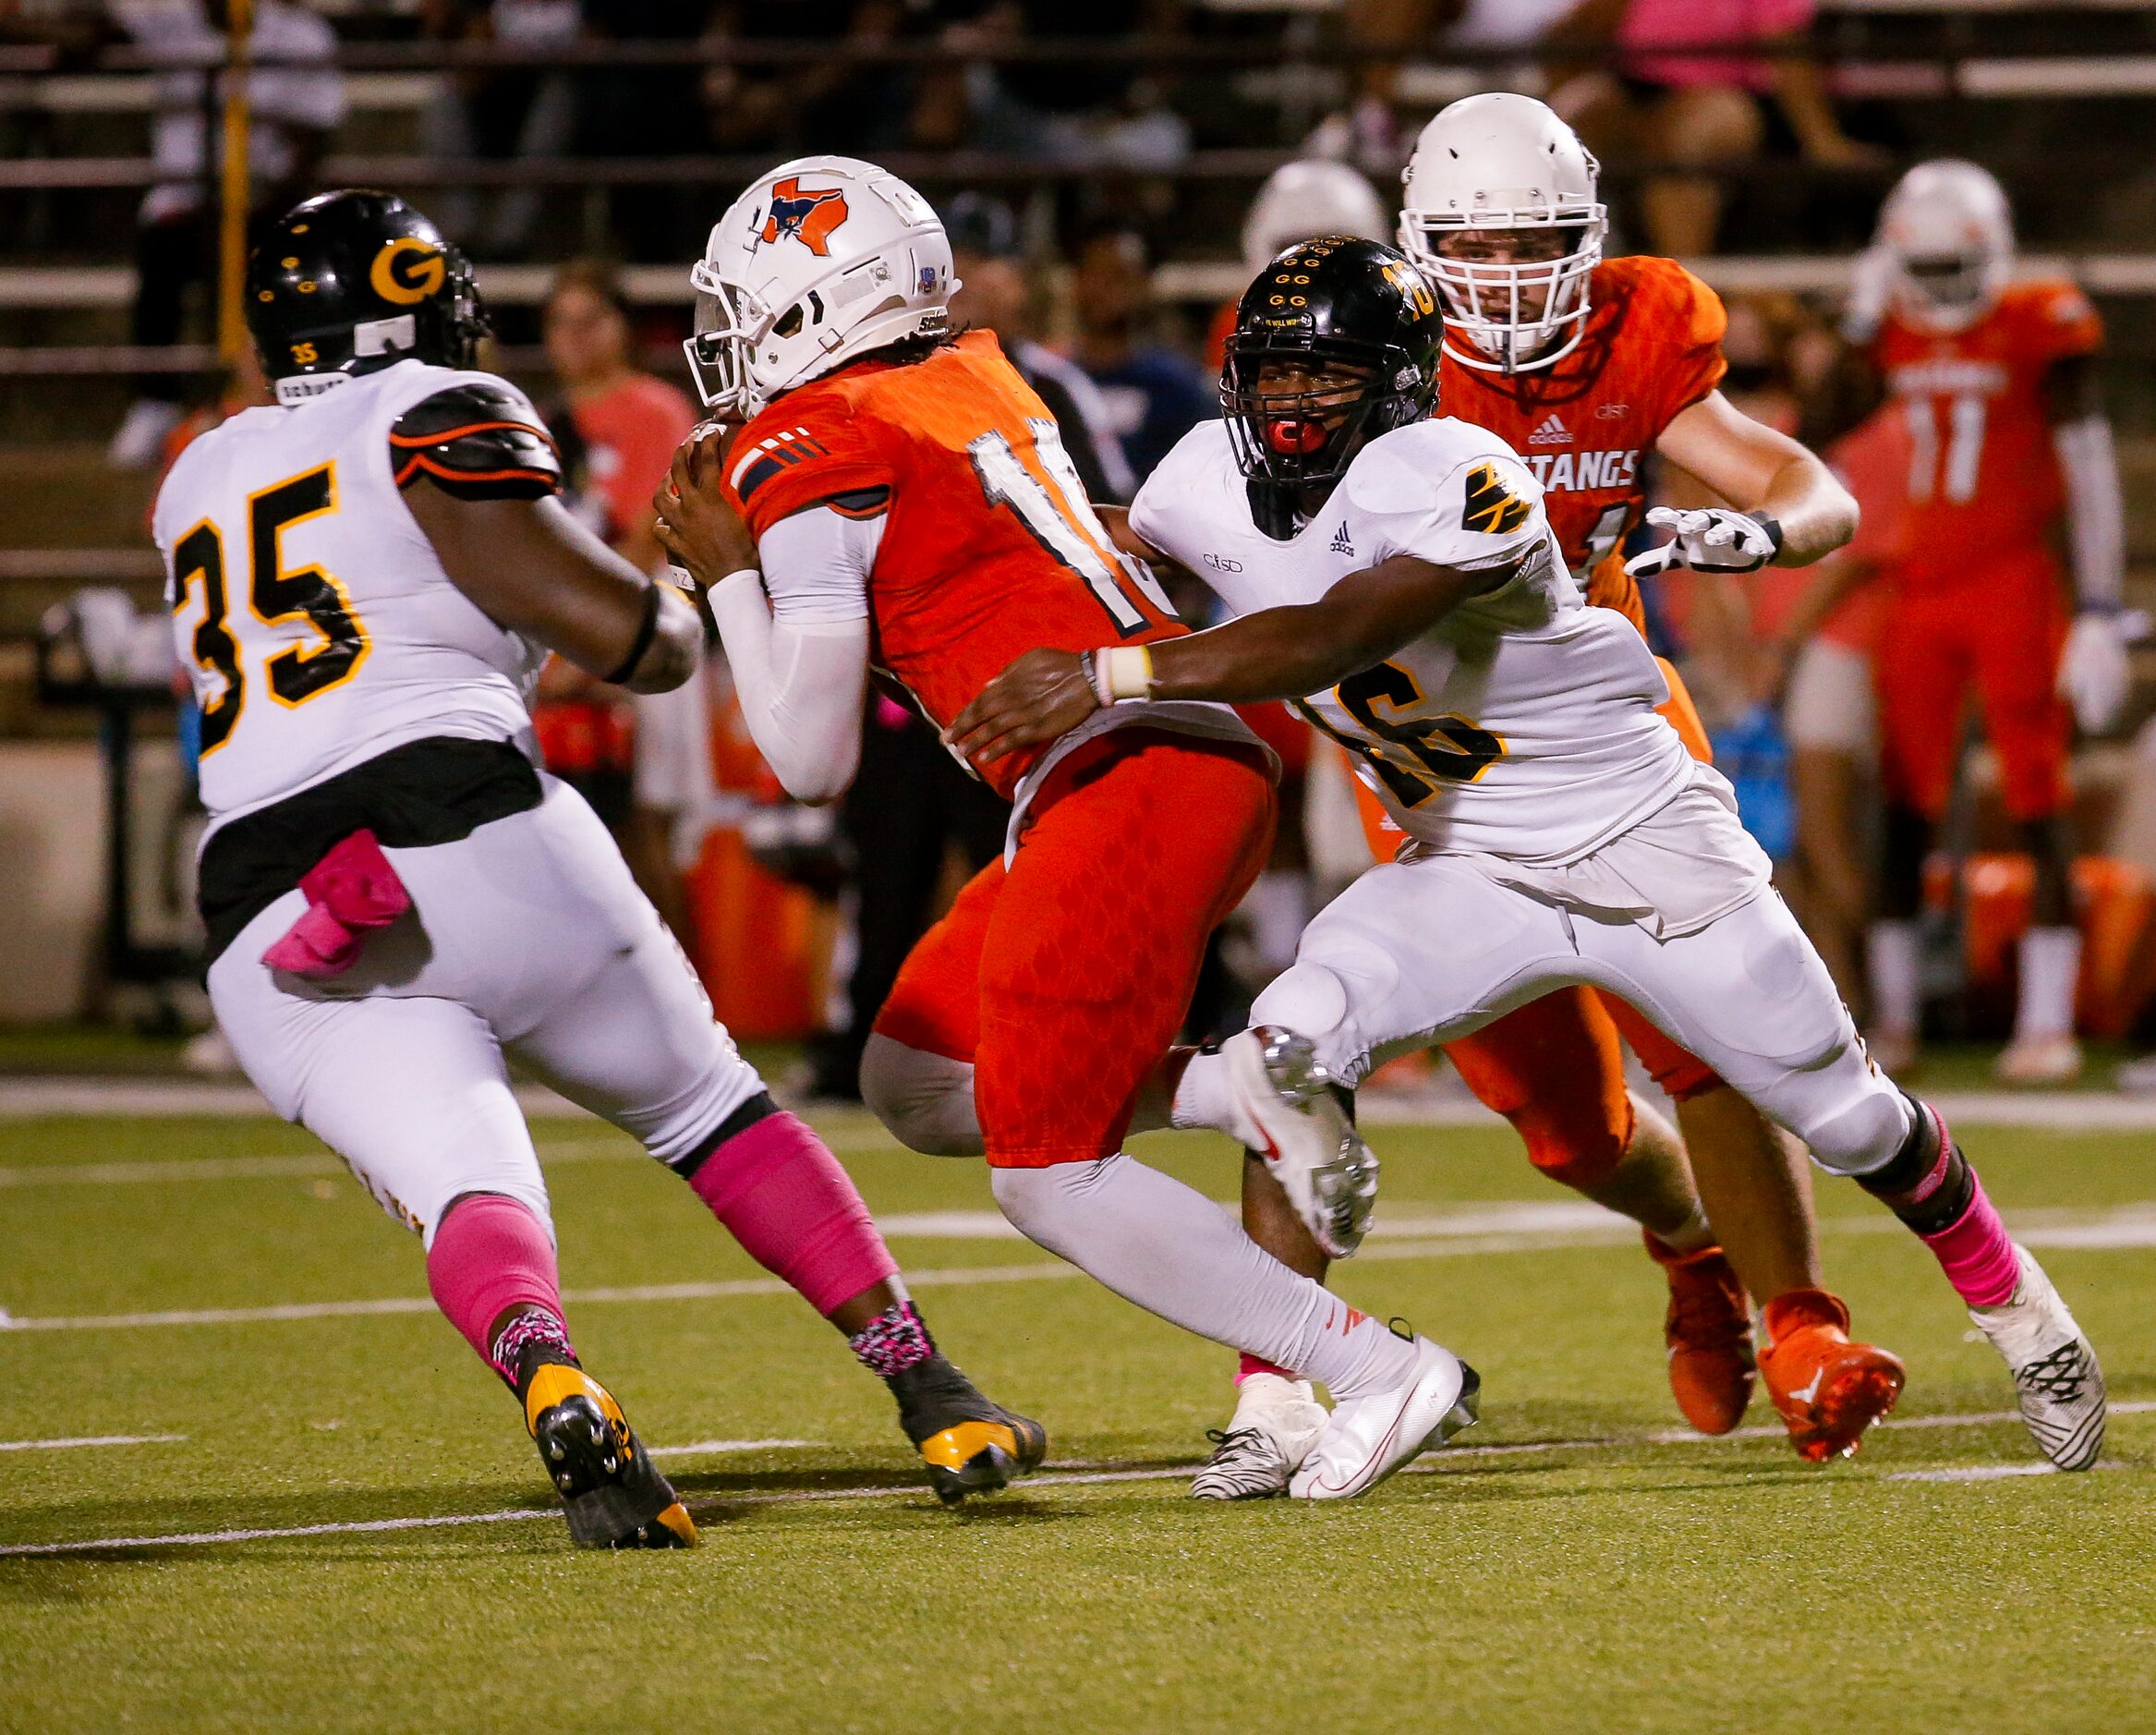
[3,1107,2153,1732]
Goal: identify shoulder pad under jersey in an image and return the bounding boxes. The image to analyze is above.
[389,380,562,501]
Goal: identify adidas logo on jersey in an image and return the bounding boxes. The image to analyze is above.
[1522,448,1641,492]
[1527,413,1572,446]
[1330,523,1355,556]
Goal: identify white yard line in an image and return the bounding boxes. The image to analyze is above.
[12,1076,2156,1131]
[1887,1462,2065,1483]
[11,1197,2156,1334]
[647,1438,817,1458]
[0,1433,184,1453]
[6,1401,2146,1560]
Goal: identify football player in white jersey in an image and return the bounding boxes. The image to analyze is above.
[156,189,1043,1547]
[951,238,2109,1482]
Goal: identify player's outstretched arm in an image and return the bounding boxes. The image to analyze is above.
[407,484,702,696]
[946,553,1480,765]
[1640,391,1858,572]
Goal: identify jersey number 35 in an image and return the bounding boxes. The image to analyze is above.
[168,462,370,755]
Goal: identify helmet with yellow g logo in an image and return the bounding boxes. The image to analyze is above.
[246,188,490,406]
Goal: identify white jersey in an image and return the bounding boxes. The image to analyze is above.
[1132,417,1692,862]
[153,360,549,830]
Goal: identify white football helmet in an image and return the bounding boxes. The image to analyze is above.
[1875,159,2014,331]
[1242,160,1388,273]
[684,155,957,419]
[1397,93,1605,374]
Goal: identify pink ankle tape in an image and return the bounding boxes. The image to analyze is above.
[261,830,412,979]
[425,1195,566,1383]
[1919,1171,2020,1308]
[690,1110,898,1318]
[1238,1353,1296,1384]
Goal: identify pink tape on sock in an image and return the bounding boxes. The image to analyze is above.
[425,1194,568,1384]
[261,830,412,979]
[1919,1171,2020,1308]
[1238,1353,1296,1384]
[689,1109,898,1318]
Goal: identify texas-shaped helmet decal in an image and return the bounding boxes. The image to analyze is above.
[758,178,850,258]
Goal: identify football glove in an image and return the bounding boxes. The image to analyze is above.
[1624,506,1784,578]
[2059,608,2133,734]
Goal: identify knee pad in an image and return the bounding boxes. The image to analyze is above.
[859,1033,985,1158]
[1249,960,1363,1083]
[1794,1070,1916,1177]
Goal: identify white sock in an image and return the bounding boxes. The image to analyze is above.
[1867,920,1920,1034]
[1654,1199,1716,1257]
[991,1155,1420,1401]
[2014,925,2082,1041]
[1169,1047,1261,1146]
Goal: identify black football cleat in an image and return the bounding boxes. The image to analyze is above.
[524,1364,696,1549]
[888,1353,1047,1506]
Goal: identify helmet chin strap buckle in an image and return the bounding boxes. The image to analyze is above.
[1266,418,1329,456]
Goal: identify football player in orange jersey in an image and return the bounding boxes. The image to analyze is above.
[658,156,1483,1501]
[1842,160,2130,1086]
[1306,91,1901,1472]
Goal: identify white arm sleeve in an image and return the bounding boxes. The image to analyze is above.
[2053,413,2126,610]
[709,504,881,803]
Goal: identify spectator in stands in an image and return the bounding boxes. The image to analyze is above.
[914,0,1189,167]
[1311,0,1624,177]
[108,0,345,470]
[1069,221,1213,482]
[1553,0,1877,257]
[532,261,708,948]
[945,192,1134,503]
[697,0,911,157]
[418,0,584,260]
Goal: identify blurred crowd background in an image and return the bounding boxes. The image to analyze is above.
[6,0,2156,1093]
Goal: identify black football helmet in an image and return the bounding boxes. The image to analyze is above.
[1221,236,1445,538]
[247,189,489,403]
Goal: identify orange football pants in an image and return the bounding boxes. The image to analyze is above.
[1352,654,1724,1188]
[1875,549,2071,822]
[874,730,1276,1168]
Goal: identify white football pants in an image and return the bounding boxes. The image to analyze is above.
[1254,852,1910,1177]
[208,777,765,1245]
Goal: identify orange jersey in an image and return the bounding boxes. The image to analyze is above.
[723,331,1186,798]
[1439,254,1727,637]
[1871,278,2101,593]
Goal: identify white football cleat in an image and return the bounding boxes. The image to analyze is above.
[1223,1025,1379,1257]
[1994,1033,2083,1087]
[1190,1373,1329,1501]
[1968,1244,2106,1470]
[1290,1335,1479,1500]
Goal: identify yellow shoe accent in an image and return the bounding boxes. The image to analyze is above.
[523,1364,625,1437]
[917,1419,1019,1473]
[650,1501,699,1547]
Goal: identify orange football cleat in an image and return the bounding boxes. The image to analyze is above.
[1646,1233,1757,1435]
[1759,1289,1907,1462]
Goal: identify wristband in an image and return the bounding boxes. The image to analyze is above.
[1099,645,1155,701]
[603,582,664,686]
